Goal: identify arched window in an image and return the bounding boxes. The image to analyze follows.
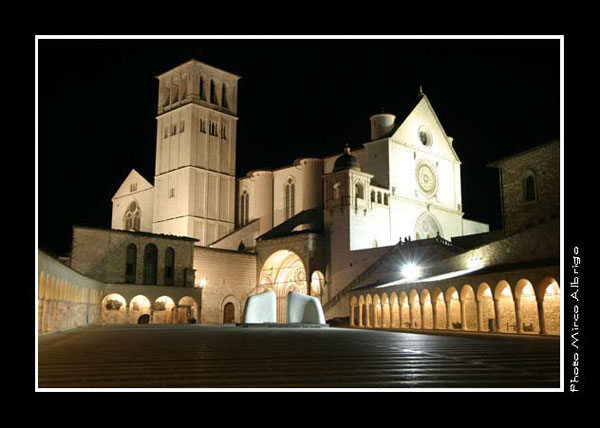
[384,194,389,205]
[143,244,158,285]
[371,190,376,202]
[123,200,142,231]
[199,76,206,100]
[333,182,341,200]
[377,192,382,204]
[125,244,137,284]
[355,182,364,199]
[523,172,536,202]
[285,178,295,220]
[164,247,175,285]
[240,191,249,226]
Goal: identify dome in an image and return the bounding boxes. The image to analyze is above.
[333,145,361,172]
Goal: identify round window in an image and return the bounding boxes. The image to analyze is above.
[418,126,431,147]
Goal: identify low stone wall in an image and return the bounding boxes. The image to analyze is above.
[38,250,105,334]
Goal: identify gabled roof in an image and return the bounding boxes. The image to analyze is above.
[257,208,323,241]
[112,169,154,200]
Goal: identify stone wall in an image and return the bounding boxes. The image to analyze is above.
[71,226,196,286]
[38,250,105,334]
[493,141,559,236]
[193,246,257,324]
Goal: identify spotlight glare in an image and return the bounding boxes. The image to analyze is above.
[402,263,420,280]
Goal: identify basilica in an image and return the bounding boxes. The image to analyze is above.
[37,59,560,335]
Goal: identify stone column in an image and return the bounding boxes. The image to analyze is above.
[421,303,426,329]
[445,301,451,329]
[514,298,523,334]
[432,303,438,330]
[537,298,547,335]
[358,304,363,327]
[476,299,482,332]
[493,298,501,332]
[408,303,414,329]
[460,300,467,331]
[350,305,355,326]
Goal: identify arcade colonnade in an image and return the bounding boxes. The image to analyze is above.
[38,251,105,334]
[100,293,199,325]
[350,275,560,335]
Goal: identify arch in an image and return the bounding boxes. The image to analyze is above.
[129,295,151,324]
[539,277,560,335]
[373,294,382,328]
[431,287,446,329]
[164,247,175,285]
[399,291,409,328]
[332,182,342,200]
[310,270,325,300]
[285,177,296,220]
[258,249,307,323]
[460,284,478,331]
[494,280,517,333]
[143,243,158,285]
[420,289,433,329]
[220,295,241,324]
[381,293,391,328]
[210,79,219,104]
[123,199,142,231]
[377,191,382,204]
[415,212,443,240]
[370,190,376,202]
[445,286,461,329]
[102,293,127,324]
[477,283,496,332]
[355,181,364,202]
[153,296,176,324]
[223,302,235,323]
[515,279,540,333]
[178,296,198,324]
[221,82,230,109]
[409,289,421,329]
[390,292,400,328]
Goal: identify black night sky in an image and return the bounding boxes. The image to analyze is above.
[38,38,560,256]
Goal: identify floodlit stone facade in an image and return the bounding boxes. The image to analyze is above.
[39,59,560,335]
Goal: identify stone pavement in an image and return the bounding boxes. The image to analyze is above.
[38,324,560,388]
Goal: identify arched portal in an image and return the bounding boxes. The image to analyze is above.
[539,277,560,335]
[515,279,540,333]
[153,296,175,324]
[494,281,517,333]
[420,289,433,329]
[445,287,461,329]
[259,250,307,323]
[177,296,198,324]
[415,212,443,240]
[223,302,235,324]
[102,293,127,324]
[477,283,495,332]
[460,285,478,331]
[129,295,151,324]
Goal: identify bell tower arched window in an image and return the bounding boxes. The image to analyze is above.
[285,178,295,220]
[143,244,158,285]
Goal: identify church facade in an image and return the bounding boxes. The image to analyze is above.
[106,59,491,324]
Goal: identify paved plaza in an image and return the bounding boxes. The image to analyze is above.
[38,325,560,388]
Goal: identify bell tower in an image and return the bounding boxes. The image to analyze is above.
[152,60,241,246]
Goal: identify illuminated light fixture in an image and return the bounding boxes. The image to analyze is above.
[467,255,483,269]
[196,278,207,288]
[402,263,420,280]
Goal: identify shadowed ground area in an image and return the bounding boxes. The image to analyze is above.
[38,325,560,388]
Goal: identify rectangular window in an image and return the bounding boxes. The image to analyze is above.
[164,125,168,139]
[169,187,175,198]
[130,183,137,192]
[171,124,177,136]
[221,124,227,140]
[200,119,206,134]
[179,120,185,133]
